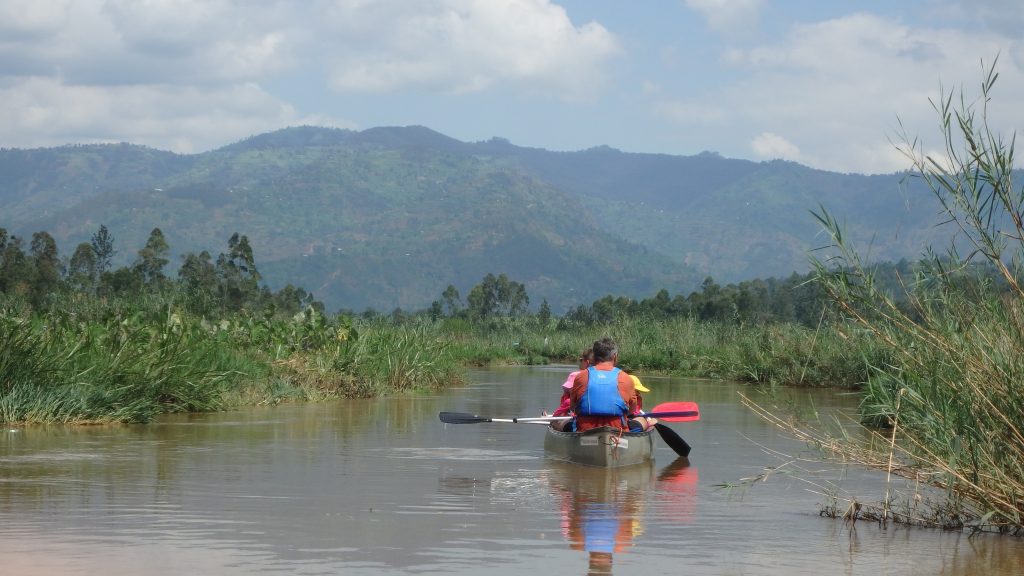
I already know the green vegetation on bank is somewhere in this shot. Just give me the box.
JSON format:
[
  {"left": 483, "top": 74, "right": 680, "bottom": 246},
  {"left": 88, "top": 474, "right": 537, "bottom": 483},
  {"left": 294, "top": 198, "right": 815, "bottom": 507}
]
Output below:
[
  {"left": 0, "top": 208, "right": 985, "bottom": 425},
  {"left": 0, "top": 227, "right": 464, "bottom": 424},
  {"left": 437, "top": 315, "right": 884, "bottom": 390},
  {"left": 0, "top": 295, "right": 463, "bottom": 424},
  {"left": 0, "top": 208, "right": 899, "bottom": 425},
  {"left": 782, "top": 63, "right": 1024, "bottom": 534}
]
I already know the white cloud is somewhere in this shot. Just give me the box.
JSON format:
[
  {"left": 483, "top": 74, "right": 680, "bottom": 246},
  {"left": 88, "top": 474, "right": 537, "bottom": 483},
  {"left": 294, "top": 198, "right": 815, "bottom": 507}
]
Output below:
[
  {"left": 319, "top": 0, "right": 620, "bottom": 99},
  {"left": 0, "top": 1, "right": 298, "bottom": 85},
  {"left": 0, "top": 0, "right": 620, "bottom": 151},
  {"left": 683, "top": 0, "right": 763, "bottom": 35},
  {"left": 751, "top": 132, "right": 799, "bottom": 161},
  {"left": 654, "top": 12, "right": 1024, "bottom": 173},
  {"left": 0, "top": 76, "right": 348, "bottom": 152}
]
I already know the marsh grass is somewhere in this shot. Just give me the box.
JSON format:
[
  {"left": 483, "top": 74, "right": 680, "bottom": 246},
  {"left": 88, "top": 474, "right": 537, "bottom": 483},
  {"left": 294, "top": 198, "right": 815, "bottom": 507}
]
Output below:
[
  {"left": 246, "top": 318, "right": 464, "bottom": 403},
  {"left": 786, "top": 62, "right": 1024, "bottom": 533},
  {"left": 0, "top": 304, "right": 241, "bottom": 423},
  {"left": 489, "top": 316, "right": 878, "bottom": 388}
]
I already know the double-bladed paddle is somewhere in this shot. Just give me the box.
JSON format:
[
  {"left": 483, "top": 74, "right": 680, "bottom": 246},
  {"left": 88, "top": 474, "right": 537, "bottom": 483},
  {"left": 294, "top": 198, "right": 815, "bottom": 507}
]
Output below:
[
  {"left": 439, "top": 401, "right": 700, "bottom": 424},
  {"left": 438, "top": 401, "right": 699, "bottom": 457},
  {"left": 631, "top": 402, "right": 695, "bottom": 457},
  {"left": 653, "top": 423, "right": 691, "bottom": 457}
]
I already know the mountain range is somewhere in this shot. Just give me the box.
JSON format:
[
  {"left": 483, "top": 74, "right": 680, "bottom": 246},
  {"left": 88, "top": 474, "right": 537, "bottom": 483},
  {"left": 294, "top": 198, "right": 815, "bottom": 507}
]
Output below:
[{"left": 0, "top": 126, "right": 946, "bottom": 312}]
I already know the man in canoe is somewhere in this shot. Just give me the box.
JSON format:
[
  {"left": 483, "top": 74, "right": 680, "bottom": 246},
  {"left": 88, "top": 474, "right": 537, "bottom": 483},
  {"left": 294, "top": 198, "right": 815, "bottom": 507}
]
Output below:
[{"left": 569, "top": 337, "right": 637, "bottom": 432}]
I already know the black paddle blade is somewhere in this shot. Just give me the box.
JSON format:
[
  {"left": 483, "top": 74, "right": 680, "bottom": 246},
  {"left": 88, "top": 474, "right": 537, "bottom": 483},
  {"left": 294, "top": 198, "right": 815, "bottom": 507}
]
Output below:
[
  {"left": 439, "top": 411, "right": 490, "bottom": 424},
  {"left": 655, "top": 423, "right": 692, "bottom": 458}
]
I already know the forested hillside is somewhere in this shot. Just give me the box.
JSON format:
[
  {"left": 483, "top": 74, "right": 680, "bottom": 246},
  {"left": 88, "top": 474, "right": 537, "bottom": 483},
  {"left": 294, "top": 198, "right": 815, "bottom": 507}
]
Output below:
[{"left": 0, "top": 126, "right": 946, "bottom": 312}]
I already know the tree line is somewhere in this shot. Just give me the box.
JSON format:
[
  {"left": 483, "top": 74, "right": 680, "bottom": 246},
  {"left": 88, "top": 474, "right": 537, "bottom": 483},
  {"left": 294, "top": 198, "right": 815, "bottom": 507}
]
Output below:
[
  {"left": 2, "top": 223, "right": 969, "bottom": 328},
  {"left": 421, "top": 258, "right": 982, "bottom": 329},
  {"left": 419, "top": 271, "right": 831, "bottom": 327},
  {"left": 0, "top": 224, "right": 320, "bottom": 317}
]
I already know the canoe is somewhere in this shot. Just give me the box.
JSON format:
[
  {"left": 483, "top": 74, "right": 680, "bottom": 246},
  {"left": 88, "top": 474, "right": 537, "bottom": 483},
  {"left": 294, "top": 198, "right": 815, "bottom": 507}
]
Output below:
[{"left": 544, "top": 425, "right": 655, "bottom": 468}]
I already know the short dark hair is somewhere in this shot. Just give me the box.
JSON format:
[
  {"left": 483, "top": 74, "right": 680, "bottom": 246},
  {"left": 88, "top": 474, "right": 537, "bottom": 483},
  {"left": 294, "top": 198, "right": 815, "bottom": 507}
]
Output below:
[
  {"left": 591, "top": 337, "right": 618, "bottom": 363},
  {"left": 578, "top": 348, "right": 594, "bottom": 363}
]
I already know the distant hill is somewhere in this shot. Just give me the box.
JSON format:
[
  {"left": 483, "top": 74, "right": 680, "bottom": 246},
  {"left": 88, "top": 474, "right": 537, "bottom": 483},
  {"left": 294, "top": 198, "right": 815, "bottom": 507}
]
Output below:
[{"left": 0, "top": 126, "right": 947, "bottom": 312}]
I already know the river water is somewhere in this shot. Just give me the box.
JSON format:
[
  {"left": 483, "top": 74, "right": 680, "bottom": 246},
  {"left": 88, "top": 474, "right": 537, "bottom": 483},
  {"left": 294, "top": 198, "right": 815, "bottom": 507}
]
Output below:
[{"left": 1, "top": 365, "right": 1022, "bottom": 575}]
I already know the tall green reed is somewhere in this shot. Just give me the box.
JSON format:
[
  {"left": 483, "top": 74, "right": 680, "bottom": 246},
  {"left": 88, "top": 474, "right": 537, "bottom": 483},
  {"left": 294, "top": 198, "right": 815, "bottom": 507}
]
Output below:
[
  {"left": 0, "top": 296, "right": 243, "bottom": 423},
  {"left": 806, "top": 61, "right": 1024, "bottom": 532}
]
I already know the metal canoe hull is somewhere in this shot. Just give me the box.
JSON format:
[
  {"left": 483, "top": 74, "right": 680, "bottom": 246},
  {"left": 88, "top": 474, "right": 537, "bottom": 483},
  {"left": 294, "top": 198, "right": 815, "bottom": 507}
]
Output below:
[{"left": 543, "top": 425, "right": 654, "bottom": 468}]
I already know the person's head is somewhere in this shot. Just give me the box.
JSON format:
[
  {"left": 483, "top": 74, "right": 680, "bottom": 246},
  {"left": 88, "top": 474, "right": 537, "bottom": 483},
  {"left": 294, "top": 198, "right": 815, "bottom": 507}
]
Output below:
[
  {"left": 578, "top": 348, "right": 594, "bottom": 369},
  {"left": 591, "top": 337, "right": 618, "bottom": 364}
]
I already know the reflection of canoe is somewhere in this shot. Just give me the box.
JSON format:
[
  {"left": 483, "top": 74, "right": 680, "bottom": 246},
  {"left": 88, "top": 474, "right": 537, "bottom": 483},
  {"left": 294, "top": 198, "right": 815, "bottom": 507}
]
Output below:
[{"left": 544, "top": 425, "right": 654, "bottom": 468}]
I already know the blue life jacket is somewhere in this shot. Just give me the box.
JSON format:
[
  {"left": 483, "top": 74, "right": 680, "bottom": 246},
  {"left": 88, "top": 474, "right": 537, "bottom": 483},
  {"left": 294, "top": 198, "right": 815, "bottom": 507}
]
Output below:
[{"left": 577, "top": 367, "right": 627, "bottom": 416}]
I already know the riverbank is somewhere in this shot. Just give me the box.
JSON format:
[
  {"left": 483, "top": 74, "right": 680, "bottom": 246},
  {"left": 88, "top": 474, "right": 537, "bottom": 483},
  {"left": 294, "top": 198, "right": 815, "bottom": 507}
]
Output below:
[
  {"left": 1, "top": 293, "right": 881, "bottom": 424},
  {"left": 444, "top": 315, "right": 884, "bottom": 389},
  {"left": 0, "top": 297, "right": 462, "bottom": 424}
]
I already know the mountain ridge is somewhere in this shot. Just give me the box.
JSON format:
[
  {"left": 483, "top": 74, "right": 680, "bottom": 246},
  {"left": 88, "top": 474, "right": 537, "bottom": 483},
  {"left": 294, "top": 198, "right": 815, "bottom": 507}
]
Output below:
[{"left": 0, "top": 125, "right": 946, "bottom": 312}]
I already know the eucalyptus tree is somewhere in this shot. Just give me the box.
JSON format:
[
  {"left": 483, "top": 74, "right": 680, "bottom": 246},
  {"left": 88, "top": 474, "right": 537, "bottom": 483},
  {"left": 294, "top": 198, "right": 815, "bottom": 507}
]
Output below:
[
  {"left": 135, "top": 227, "right": 170, "bottom": 287},
  {"left": 67, "top": 242, "right": 98, "bottom": 293},
  {"left": 466, "top": 273, "right": 529, "bottom": 319},
  {"left": 441, "top": 284, "right": 462, "bottom": 317},
  {"left": 178, "top": 250, "right": 218, "bottom": 314},
  {"left": 90, "top": 224, "right": 116, "bottom": 276},
  {"left": 0, "top": 232, "right": 30, "bottom": 295},
  {"left": 30, "top": 231, "right": 62, "bottom": 303},
  {"left": 216, "top": 232, "right": 262, "bottom": 312}
]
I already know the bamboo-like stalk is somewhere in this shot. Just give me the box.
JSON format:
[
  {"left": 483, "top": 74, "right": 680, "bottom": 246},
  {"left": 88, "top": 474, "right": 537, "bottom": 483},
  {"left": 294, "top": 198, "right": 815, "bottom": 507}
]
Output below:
[{"left": 798, "top": 61, "right": 1024, "bottom": 534}]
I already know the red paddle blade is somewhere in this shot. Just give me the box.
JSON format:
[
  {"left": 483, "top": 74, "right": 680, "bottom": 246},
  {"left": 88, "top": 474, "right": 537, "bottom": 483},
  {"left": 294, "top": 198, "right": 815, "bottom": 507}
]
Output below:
[{"left": 648, "top": 401, "right": 700, "bottom": 422}]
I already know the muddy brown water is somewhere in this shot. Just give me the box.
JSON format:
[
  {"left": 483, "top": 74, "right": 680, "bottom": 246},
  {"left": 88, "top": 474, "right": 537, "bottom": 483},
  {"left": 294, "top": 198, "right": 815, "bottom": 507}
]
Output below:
[{"left": 2, "top": 365, "right": 1023, "bottom": 575}]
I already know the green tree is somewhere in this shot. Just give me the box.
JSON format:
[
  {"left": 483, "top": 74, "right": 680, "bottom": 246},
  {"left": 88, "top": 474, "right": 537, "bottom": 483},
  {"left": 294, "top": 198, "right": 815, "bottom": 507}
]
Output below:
[
  {"left": 428, "top": 300, "right": 444, "bottom": 320},
  {"left": 178, "top": 250, "right": 218, "bottom": 313},
  {"left": 273, "top": 284, "right": 318, "bottom": 317},
  {"left": 90, "top": 224, "right": 116, "bottom": 276},
  {"left": 68, "top": 242, "right": 98, "bottom": 293},
  {"left": 135, "top": 227, "right": 170, "bottom": 286},
  {"left": 466, "top": 273, "right": 529, "bottom": 319},
  {"left": 30, "top": 231, "right": 62, "bottom": 303},
  {"left": 441, "top": 284, "right": 462, "bottom": 316},
  {"left": 537, "top": 298, "right": 551, "bottom": 324},
  {"left": 495, "top": 273, "right": 529, "bottom": 316},
  {"left": 0, "top": 233, "right": 30, "bottom": 295},
  {"left": 103, "top": 266, "right": 143, "bottom": 295},
  {"left": 216, "top": 232, "right": 262, "bottom": 312},
  {"left": 467, "top": 273, "right": 498, "bottom": 319}
]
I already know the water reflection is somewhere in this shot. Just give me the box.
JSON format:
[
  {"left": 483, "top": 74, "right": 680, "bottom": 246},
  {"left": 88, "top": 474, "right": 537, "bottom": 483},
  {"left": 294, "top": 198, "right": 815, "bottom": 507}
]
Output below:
[
  {"left": 545, "top": 458, "right": 698, "bottom": 574},
  {"left": 4, "top": 367, "right": 1024, "bottom": 575}
]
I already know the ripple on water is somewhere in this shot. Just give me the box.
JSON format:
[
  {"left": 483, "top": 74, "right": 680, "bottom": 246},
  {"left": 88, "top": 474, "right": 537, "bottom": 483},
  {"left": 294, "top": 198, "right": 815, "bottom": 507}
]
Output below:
[{"left": 375, "top": 447, "right": 539, "bottom": 461}]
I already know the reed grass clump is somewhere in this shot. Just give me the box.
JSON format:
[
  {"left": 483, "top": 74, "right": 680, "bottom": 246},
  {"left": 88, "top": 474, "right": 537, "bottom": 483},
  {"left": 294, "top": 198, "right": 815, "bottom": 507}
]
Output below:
[
  {"left": 253, "top": 316, "right": 464, "bottom": 401},
  {"left": 800, "top": 61, "right": 1024, "bottom": 533},
  {"left": 497, "top": 315, "right": 878, "bottom": 388},
  {"left": 0, "top": 303, "right": 241, "bottom": 423},
  {"left": 0, "top": 295, "right": 466, "bottom": 423}
]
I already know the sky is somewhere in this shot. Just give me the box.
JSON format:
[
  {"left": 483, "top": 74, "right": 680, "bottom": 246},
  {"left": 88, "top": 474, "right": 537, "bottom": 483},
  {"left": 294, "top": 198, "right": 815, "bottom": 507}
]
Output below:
[{"left": 1, "top": 0, "right": 1022, "bottom": 175}]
